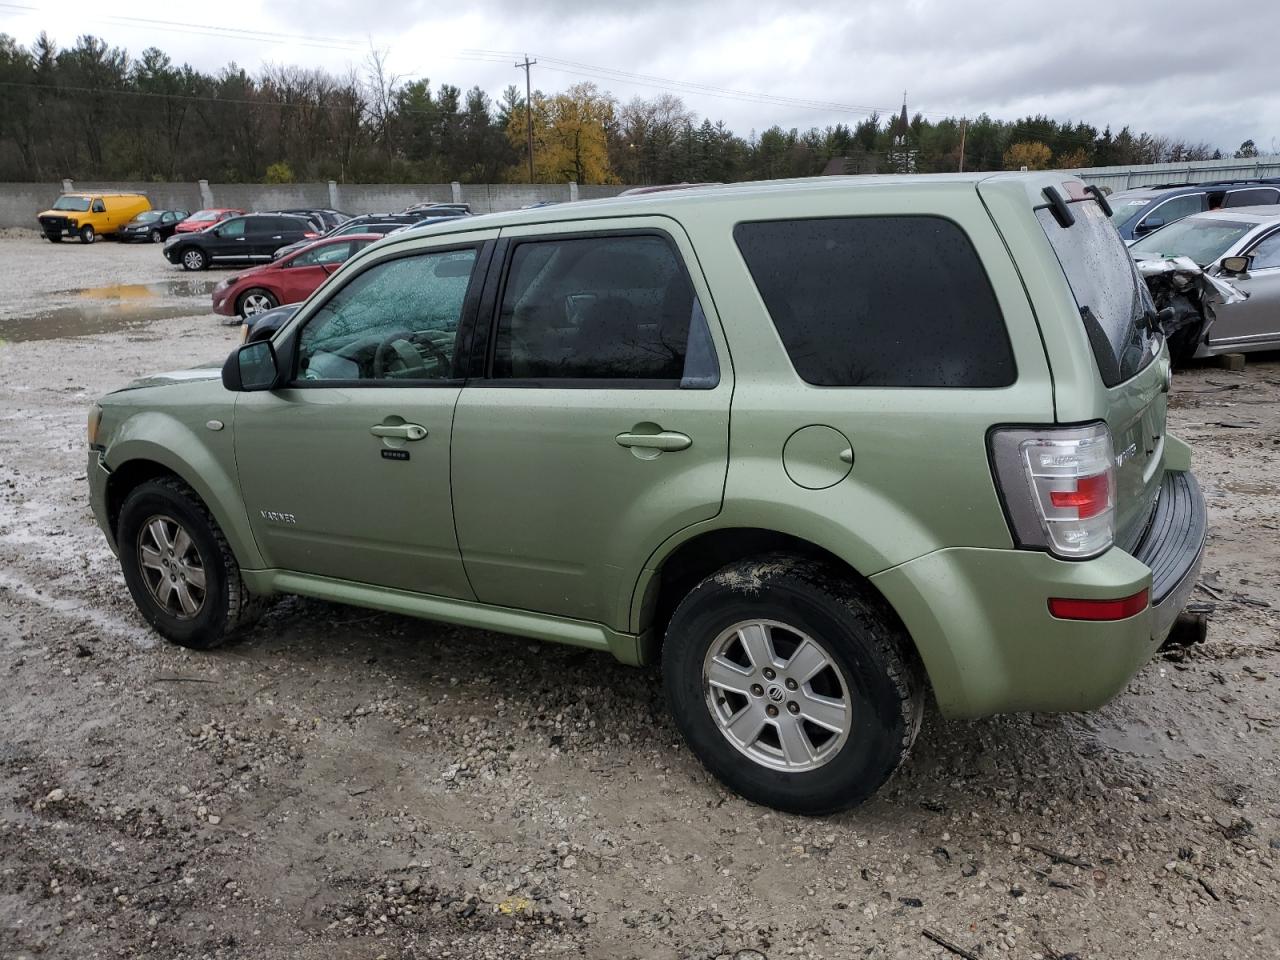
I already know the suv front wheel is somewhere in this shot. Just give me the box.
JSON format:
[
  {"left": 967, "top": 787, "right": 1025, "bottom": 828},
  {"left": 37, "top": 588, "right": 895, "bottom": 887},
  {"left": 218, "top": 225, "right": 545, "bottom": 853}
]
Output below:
[
  {"left": 180, "top": 247, "right": 207, "bottom": 271},
  {"left": 662, "top": 557, "right": 923, "bottom": 815},
  {"left": 117, "top": 477, "right": 262, "bottom": 649}
]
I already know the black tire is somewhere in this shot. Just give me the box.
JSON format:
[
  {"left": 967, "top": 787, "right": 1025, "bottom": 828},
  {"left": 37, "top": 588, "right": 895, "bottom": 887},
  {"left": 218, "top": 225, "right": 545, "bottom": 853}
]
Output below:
[
  {"left": 149, "top": 227, "right": 163, "bottom": 243},
  {"left": 179, "top": 247, "right": 207, "bottom": 271},
  {"left": 78, "top": 224, "right": 95, "bottom": 244},
  {"left": 237, "top": 287, "right": 279, "bottom": 319},
  {"left": 662, "top": 556, "right": 923, "bottom": 815},
  {"left": 117, "top": 477, "right": 263, "bottom": 650}
]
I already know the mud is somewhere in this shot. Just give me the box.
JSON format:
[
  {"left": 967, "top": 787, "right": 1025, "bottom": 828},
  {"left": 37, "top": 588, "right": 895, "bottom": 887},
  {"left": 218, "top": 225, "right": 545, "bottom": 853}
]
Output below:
[{"left": 0, "top": 238, "right": 1278, "bottom": 960}]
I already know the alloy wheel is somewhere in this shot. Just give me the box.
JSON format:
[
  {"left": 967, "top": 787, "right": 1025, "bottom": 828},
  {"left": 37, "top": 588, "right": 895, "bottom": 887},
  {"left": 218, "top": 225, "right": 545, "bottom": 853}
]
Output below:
[
  {"left": 137, "top": 514, "right": 207, "bottom": 619},
  {"left": 182, "top": 249, "right": 203, "bottom": 270},
  {"left": 242, "top": 293, "right": 273, "bottom": 316},
  {"left": 702, "top": 619, "right": 851, "bottom": 772}
]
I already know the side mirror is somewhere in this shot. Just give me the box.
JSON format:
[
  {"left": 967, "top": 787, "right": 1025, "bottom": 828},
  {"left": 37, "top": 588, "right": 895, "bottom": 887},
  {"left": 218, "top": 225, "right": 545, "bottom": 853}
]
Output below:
[
  {"left": 1220, "top": 255, "right": 1253, "bottom": 276},
  {"left": 1135, "top": 218, "right": 1164, "bottom": 235},
  {"left": 222, "top": 340, "right": 281, "bottom": 392}
]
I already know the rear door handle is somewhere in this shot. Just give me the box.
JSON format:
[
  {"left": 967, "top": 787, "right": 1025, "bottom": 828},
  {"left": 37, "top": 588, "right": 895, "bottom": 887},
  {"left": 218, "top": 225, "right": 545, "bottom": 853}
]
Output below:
[
  {"left": 615, "top": 430, "right": 692, "bottom": 452},
  {"left": 371, "top": 423, "right": 428, "bottom": 441}
]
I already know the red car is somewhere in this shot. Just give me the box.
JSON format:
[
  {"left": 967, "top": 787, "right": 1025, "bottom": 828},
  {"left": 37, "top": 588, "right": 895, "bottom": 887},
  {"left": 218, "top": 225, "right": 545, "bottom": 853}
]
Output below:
[
  {"left": 175, "top": 208, "right": 244, "bottom": 234},
  {"left": 211, "top": 234, "right": 381, "bottom": 319}
]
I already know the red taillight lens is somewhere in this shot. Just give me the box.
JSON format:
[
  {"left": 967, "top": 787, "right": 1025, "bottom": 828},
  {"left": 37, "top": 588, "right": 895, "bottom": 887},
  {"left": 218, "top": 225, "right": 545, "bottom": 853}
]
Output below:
[
  {"left": 1048, "top": 474, "right": 1111, "bottom": 519},
  {"left": 1048, "top": 589, "right": 1149, "bottom": 621},
  {"left": 304, "top": 231, "right": 319, "bottom": 238}
]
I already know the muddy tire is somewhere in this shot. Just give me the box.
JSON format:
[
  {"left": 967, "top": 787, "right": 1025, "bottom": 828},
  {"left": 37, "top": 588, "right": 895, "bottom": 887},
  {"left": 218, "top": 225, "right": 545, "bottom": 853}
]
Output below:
[
  {"left": 662, "top": 556, "right": 923, "bottom": 815},
  {"left": 78, "top": 224, "right": 95, "bottom": 244},
  {"left": 117, "top": 477, "right": 263, "bottom": 650}
]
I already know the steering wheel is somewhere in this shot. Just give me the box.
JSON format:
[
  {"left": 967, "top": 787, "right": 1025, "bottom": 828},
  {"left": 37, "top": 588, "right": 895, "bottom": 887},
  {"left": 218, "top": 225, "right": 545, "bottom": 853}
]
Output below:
[{"left": 372, "top": 331, "right": 450, "bottom": 379}]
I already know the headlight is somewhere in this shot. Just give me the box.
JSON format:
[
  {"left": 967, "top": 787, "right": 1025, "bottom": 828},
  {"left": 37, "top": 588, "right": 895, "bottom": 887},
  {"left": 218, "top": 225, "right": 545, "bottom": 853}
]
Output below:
[{"left": 87, "top": 404, "right": 103, "bottom": 447}]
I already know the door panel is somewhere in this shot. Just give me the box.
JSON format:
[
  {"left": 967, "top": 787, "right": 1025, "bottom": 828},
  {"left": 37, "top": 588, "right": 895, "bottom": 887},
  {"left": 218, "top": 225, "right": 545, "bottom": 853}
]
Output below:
[
  {"left": 450, "top": 218, "right": 732, "bottom": 629},
  {"left": 233, "top": 231, "right": 499, "bottom": 595},
  {"left": 1209, "top": 269, "right": 1280, "bottom": 345},
  {"left": 234, "top": 386, "right": 469, "bottom": 596}
]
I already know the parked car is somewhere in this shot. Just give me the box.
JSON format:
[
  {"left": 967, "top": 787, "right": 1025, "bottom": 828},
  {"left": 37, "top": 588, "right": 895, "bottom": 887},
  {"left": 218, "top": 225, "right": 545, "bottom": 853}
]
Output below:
[
  {"left": 174, "top": 208, "right": 244, "bottom": 234},
  {"left": 37, "top": 192, "right": 151, "bottom": 243},
  {"left": 212, "top": 234, "right": 381, "bottom": 319},
  {"left": 87, "top": 173, "right": 1206, "bottom": 814},
  {"left": 238, "top": 302, "right": 299, "bottom": 343},
  {"left": 266, "top": 208, "right": 349, "bottom": 231},
  {"left": 1106, "top": 179, "right": 1280, "bottom": 243},
  {"left": 272, "top": 219, "right": 406, "bottom": 260},
  {"left": 1131, "top": 206, "right": 1280, "bottom": 358},
  {"left": 117, "top": 209, "right": 192, "bottom": 244},
  {"left": 162, "top": 213, "right": 320, "bottom": 271}
]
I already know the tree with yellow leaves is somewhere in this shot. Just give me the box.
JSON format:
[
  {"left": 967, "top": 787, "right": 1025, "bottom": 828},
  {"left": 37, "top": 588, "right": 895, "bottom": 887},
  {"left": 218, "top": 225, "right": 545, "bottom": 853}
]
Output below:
[
  {"left": 1002, "top": 141, "right": 1052, "bottom": 171},
  {"left": 506, "top": 82, "right": 618, "bottom": 184}
]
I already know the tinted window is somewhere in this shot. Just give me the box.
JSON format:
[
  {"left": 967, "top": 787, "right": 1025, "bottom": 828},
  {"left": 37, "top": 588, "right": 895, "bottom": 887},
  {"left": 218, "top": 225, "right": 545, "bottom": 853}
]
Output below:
[
  {"left": 1037, "top": 199, "right": 1156, "bottom": 387},
  {"left": 1248, "top": 230, "right": 1280, "bottom": 270},
  {"left": 217, "top": 218, "right": 246, "bottom": 238},
  {"left": 492, "top": 234, "right": 718, "bottom": 386},
  {"left": 734, "top": 217, "right": 1013, "bottom": 387},
  {"left": 298, "top": 249, "right": 477, "bottom": 382},
  {"left": 1224, "top": 188, "right": 1280, "bottom": 208},
  {"left": 1143, "top": 193, "right": 1203, "bottom": 227}
]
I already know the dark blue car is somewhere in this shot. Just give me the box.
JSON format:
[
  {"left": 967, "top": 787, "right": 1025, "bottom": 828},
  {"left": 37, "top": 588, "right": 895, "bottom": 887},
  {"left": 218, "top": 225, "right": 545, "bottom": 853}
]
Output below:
[{"left": 1107, "top": 179, "right": 1280, "bottom": 242}]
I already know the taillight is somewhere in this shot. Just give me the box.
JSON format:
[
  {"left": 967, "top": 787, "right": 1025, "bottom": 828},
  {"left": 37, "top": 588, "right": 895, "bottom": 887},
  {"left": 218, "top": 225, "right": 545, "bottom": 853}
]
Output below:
[
  {"left": 303, "top": 231, "right": 319, "bottom": 238},
  {"left": 1048, "top": 589, "right": 1148, "bottom": 621},
  {"left": 989, "top": 422, "right": 1116, "bottom": 559}
]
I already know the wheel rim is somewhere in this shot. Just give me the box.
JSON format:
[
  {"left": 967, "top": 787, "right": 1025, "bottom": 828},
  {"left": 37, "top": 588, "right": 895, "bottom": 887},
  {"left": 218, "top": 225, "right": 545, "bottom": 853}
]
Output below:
[
  {"left": 183, "top": 250, "right": 202, "bottom": 269},
  {"left": 702, "top": 619, "right": 851, "bottom": 772},
  {"left": 137, "top": 514, "right": 207, "bottom": 619},
  {"left": 242, "top": 293, "right": 272, "bottom": 316},
  {"left": 150, "top": 229, "right": 161, "bottom": 243}
]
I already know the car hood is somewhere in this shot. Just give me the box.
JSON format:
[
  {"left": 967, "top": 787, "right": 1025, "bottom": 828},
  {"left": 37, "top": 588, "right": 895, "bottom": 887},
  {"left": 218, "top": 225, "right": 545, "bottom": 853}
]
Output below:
[{"left": 111, "top": 363, "right": 224, "bottom": 393}]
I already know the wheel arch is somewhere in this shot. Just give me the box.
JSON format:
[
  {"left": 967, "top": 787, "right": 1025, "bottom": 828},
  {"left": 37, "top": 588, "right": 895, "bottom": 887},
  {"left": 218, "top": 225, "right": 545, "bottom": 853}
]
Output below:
[
  {"left": 104, "top": 436, "right": 263, "bottom": 571},
  {"left": 633, "top": 525, "right": 927, "bottom": 687}
]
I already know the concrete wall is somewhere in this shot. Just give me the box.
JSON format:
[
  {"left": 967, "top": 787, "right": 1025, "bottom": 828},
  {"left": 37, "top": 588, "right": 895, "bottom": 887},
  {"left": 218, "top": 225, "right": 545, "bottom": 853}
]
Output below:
[
  {"left": 1072, "top": 155, "right": 1280, "bottom": 192},
  {"left": 0, "top": 179, "right": 633, "bottom": 228}
]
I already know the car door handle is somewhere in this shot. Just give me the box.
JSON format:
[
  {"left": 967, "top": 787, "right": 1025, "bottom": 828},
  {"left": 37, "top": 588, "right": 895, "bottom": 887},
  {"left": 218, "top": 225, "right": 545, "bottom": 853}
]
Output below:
[
  {"left": 370, "top": 423, "right": 428, "bottom": 440},
  {"left": 615, "top": 430, "right": 692, "bottom": 452}
]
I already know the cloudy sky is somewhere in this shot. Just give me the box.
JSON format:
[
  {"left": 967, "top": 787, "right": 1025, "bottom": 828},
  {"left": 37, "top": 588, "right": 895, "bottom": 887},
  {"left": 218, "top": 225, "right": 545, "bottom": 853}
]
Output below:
[{"left": 3, "top": 0, "right": 1278, "bottom": 153}]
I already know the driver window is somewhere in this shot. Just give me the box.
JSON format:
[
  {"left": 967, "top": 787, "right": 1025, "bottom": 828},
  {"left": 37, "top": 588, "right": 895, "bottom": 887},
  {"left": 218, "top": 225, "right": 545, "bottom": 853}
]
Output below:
[
  {"left": 291, "top": 242, "right": 351, "bottom": 268},
  {"left": 297, "top": 248, "right": 478, "bottom": 382},
  {"left": 218, "top": 218, "right": 246, "bottom": 238},
  {"left": 92, "top": 199, "right": 105, "bottom": 213}
]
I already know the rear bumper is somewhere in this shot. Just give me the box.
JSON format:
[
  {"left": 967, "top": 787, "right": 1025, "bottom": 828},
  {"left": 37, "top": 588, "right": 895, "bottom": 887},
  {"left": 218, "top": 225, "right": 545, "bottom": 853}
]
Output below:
[{"left": 872, "top": 468, "right": 1207, "bottom": 719}]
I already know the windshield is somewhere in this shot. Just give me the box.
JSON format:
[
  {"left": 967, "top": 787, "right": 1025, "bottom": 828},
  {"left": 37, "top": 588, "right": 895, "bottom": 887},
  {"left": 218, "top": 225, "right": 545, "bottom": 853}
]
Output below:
[
  {"left": 1107, "top": 196, "right": 1152, "bottom": 226},
  {"left": 1130, "top": 217, "right": 1255, "bottom": 265},
  {"left": 1037, "top": 198, "right": 1157, "bottom": 387},
  {"left": 52, "top": 196, "right": 91, "bottom": 212},
  {"left": 190, "top": 210, "right": 220, "bottom": 221},
  {"left": 133, "top": 211, "right": 161, "bottom": 223}
]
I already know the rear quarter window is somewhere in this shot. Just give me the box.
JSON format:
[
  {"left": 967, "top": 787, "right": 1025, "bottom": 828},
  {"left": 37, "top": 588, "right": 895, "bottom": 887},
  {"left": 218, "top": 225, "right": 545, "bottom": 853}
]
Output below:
[{"left": 733, "top": 216, "right": 1015, "bottom": 387}]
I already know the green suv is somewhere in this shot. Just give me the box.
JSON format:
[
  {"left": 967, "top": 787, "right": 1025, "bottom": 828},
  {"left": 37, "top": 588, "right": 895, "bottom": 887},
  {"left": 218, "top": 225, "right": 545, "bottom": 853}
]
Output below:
[{"left": 87, "top": 173, "right": 1207, "bottom": 814}]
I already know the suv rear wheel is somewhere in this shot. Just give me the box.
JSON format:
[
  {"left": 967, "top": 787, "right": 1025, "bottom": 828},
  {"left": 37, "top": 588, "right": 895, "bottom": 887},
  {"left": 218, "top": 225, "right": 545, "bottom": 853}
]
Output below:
[
  {"left": 662, "top": 556, "right": 923, "bottom": 814},
  {"left": 117, "top": 477, "right": 262, "bottom": 649}
]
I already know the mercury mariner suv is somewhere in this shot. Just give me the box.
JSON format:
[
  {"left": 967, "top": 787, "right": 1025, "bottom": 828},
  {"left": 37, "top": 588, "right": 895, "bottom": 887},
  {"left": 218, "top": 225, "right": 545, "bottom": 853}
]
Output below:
[{"left": 87, "top": 174, "right": 1207, "bottom": 814}]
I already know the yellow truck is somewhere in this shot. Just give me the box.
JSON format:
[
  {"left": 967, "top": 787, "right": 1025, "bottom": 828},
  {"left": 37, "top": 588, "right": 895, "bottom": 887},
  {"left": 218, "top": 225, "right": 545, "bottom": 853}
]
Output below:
[{"left": 37, "top": 193, "right": 152, "bottom": 243}]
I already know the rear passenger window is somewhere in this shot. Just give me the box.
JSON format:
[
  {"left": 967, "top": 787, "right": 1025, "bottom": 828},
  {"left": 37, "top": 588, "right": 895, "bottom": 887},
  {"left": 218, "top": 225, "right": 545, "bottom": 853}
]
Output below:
[
  {"left": 734, "top": 217, "right": 1014, "bottom": 387},
  {"left": 1224, "top": 188, "right": 1280, "bottom": 208},
  {"left": 492, "top": 234, "right": 719, "bottom": 387}
]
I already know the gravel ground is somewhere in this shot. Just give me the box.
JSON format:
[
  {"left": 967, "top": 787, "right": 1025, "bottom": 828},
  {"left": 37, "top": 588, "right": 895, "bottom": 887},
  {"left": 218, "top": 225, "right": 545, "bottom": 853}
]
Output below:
[{"left": 0, "top": 238, "right": 1278, "bottom": 960}]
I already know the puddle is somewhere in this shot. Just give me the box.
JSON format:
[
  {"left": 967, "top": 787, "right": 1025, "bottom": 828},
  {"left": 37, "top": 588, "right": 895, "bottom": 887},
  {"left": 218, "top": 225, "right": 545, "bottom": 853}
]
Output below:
[
  {"left": 1, "top": 277, "right": 218, "bottom": 342},
  {"left": 62, "top": 279, "right": 218, "bottom": 300},
  {"left": 1213, "top": 479, "right": 1280, "bottom": 496},
  {"left": 0, "top": 302, "right": 210, "bottom": 342}
]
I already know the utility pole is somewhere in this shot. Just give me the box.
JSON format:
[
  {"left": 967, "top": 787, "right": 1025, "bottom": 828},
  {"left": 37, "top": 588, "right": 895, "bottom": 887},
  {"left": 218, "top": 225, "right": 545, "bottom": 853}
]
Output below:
[
  {"left": 515, "top": 55, "right": 537, "bottom": 183},
  {"left": 958, "top": 117, "right": 968, "bottom": 173}
]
